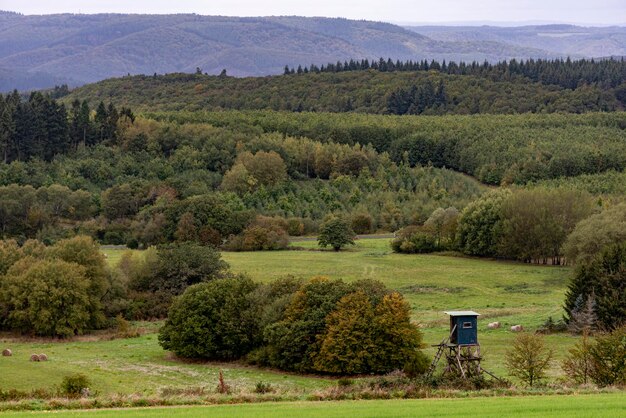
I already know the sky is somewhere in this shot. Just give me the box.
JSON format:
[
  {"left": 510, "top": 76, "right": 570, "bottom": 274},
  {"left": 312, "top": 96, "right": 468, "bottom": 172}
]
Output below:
[{"left": 1, "top": 0, "right": 625, "bottom": 26}]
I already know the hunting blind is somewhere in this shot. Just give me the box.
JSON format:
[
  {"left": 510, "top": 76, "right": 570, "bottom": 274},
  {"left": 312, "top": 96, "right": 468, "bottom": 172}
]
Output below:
[{"left": 426, "top": 310, "right": 500, "bottom": 381}]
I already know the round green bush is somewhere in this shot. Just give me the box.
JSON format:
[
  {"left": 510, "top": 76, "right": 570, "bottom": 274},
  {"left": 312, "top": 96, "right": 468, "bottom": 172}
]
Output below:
[{"left": 158, "top": 277, "right": 259, "bottom": 360}]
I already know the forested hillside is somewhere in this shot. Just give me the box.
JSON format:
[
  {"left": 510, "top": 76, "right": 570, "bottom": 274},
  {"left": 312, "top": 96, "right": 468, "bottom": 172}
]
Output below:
[
  {"left": 0, "top": 12, "right": 557, "bottom": 91},
  {"left": 155, "top": 111, "right": 626, "bottom": 185},
  {"left": 64, "top": 58, "right": 626, "bottom": 114},
  {"left": 1, "top": 57, "right": 625, "bottom": 265}
]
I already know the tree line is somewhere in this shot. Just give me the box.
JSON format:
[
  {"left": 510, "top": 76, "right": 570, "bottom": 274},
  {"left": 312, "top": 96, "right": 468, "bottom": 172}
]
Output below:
[
  {"left": 0, "top": 91, "right": 133, "bottom": 163},
  {"left": 284, "top": 57, "right": 626, "bottom": 91},
  {"left": 64, "top": 66, "right": 624, "bottom": 115}
]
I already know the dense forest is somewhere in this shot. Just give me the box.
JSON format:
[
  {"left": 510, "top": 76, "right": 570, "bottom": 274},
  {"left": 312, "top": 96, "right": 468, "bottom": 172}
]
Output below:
[
  {"left": 283, "top": 57, "right": 626, "bottom": 90},
  {"left": 154, "top": 110, "right": 626, "bottom": 185},
  {"left": 0, "top": 92, "right": 486, "bottom": 246},
  {"left": 0, "top": 91, "right": 132, "bottom": 163},
  {"left": 64, "top": 58, "right": 626, "bottom": 115},
  {"left": 1, "top": 63, "right": 626, "bottom": 265}
]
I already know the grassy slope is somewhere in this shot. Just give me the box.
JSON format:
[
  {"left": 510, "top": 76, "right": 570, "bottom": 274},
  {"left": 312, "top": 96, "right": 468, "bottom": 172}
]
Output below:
[
  {"left": 225, "top": 239, "right": 568, "bottom": 326},
  {"left": 0, "top": 239, "right": 575, "bottom": 395},
  {"left": 0, "top": 334, "right": 331, "bottom": 395},
  {"left": 3, "top": 394, "right": 626, "bottom": 418},
  {"left": 222, "top": 239, "right": 574, "bottom": 377}
]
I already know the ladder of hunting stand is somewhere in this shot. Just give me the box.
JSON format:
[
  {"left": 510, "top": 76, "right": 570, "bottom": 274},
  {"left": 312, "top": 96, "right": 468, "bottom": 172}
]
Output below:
[
  {"left": 426, "top": 341, "right": 446, "bottom": 378},
  {"left": 425, "top": 324, "right": 455, "bottom": 379}
]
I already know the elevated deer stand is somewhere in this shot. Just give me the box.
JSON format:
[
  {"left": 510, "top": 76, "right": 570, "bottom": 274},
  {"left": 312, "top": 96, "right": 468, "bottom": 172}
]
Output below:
[{"left": 426, "top": 311, "right": 499, "bottom": 380}]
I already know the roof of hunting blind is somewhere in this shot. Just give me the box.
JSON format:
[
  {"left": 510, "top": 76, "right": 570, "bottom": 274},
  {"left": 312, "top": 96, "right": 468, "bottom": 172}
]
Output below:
[{"left": 445, "top": 311, "right": 480, "bottom": 316}]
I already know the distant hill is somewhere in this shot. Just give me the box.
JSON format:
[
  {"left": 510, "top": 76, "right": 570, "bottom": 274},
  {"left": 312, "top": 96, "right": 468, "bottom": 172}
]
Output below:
[
  {"left": 62, "top": 62, "right": 624, "bottom": 115},
  {"left": 405, "top": 25, "right": 626, "bottom": 58},
  {"left": 0, "top": 12, "right": 560, "bottom": 91}
]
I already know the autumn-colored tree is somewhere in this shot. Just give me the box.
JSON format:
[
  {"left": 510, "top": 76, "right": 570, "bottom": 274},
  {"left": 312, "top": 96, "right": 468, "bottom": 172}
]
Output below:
[
  {"left": 263, "top": 277, "right": 351, "bottom": 372},
  {"left": 562, "top": 331, "right": 594, "bottom": 384},
  {"left": 220, "top": 162, "right": 256, "bottom": 194},
  {"left": 370, "top": 292, "right": 427, "bottom": 374},
  {"left": 175, "top": 212, "right": 198, "bottom": 242},
  {"left": 314, "top": 291, "right": 376, "bottom": 374},
  {"left": 505, "top": 333, "right": 554, "bottom": 387}
]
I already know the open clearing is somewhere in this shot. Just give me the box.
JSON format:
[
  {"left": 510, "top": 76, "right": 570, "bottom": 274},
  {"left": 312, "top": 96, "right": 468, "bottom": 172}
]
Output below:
[
  {"left": 0, "top": 238, "right": 576, "bottom": 396},
  {"left": 2, "top": 394, "right": 624, "bottom": 417}
]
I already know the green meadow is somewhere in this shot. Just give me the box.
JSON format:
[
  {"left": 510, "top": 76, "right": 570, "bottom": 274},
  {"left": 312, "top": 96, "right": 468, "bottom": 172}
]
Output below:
[
  {"left": 3, "top": 394, "right": 625, "bottom": 418},
  {"left": 0, "top": 238, "right": 577, "bottom": 398}
]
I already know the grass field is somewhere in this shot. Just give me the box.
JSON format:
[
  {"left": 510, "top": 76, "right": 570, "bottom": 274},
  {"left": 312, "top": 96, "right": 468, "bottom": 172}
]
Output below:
[
  {"left": 0, "top": 333, "right": 332, "bottom": 395},
  {"left": 99, "top": 238, "right": 576, "bottom": 377},
  {"left": 3, "top": 394, "right": 625, "bottom": 417},
  {"left": 0, "top": 238, "right": 578, "bottom": 399},
  {"left": 225, "top": 239, "right": 575, "bottom": 377}
]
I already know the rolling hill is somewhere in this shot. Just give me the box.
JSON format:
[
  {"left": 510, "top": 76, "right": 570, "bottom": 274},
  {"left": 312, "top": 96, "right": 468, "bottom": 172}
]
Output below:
[
  {"left": 406, "top": 24, "right": 626, "bottom": 58},
  {"left": 0, "top": 12, "right": 559, "bottom": 91}
]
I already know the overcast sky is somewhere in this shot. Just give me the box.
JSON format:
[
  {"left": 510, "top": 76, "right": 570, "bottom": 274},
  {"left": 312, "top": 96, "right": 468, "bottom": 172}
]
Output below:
[{"left": 1, "top": 0, "right": 625, "bottom": 26}]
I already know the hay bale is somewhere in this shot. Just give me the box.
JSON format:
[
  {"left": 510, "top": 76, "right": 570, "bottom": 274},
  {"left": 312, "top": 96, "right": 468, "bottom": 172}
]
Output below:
[
  {"left": 30, "top": 354, "right": 40, "bottom": 362},
  {"left": 2, "top": 348, "right": 11, "bottom": 357},
  {"left": 38, "top": 353, "right": 48, "bottom": 361}
]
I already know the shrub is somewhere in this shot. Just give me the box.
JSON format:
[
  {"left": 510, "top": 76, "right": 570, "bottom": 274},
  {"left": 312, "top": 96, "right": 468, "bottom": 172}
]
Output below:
[
  {"left": 562, "top": 331, "right": 594, "bottom": 384},
  {"left": 61, "top": 374, "right": 91, "bottom": 397},
  {"left": 158, "top": 277, "right": 259, "bottom": 360},
  {"left": 254, "top": 381, "right": 274, "bottom": 394},
  {"left": 115, "top": 314, "right": 140, "bottom": 338},
  {"left": 131, "top": 242, "right": 229, "bottom": 295},
  {"left": 225, "top": 226, "right": 289, "bottom": 251},
  {"left": 391, "top": 226, "right": 436, "bottom": 254},
  {"left": 216, "top": 370, "right": 230, "bottom": 394},
  {"left": 350, "top": 213, "right": 373, "bottom": 235},
  {"left": 286, "top": 218, "right": 305, "bottom": 236},
  {"left": 505, "top": 333, "right": 553, "bottom": 387},
  {"left": 588, "top": 326, "right": 626, "bottom": 386},
  {"left": 223, "top": 216, "right": 289, "bottom": 251}
]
